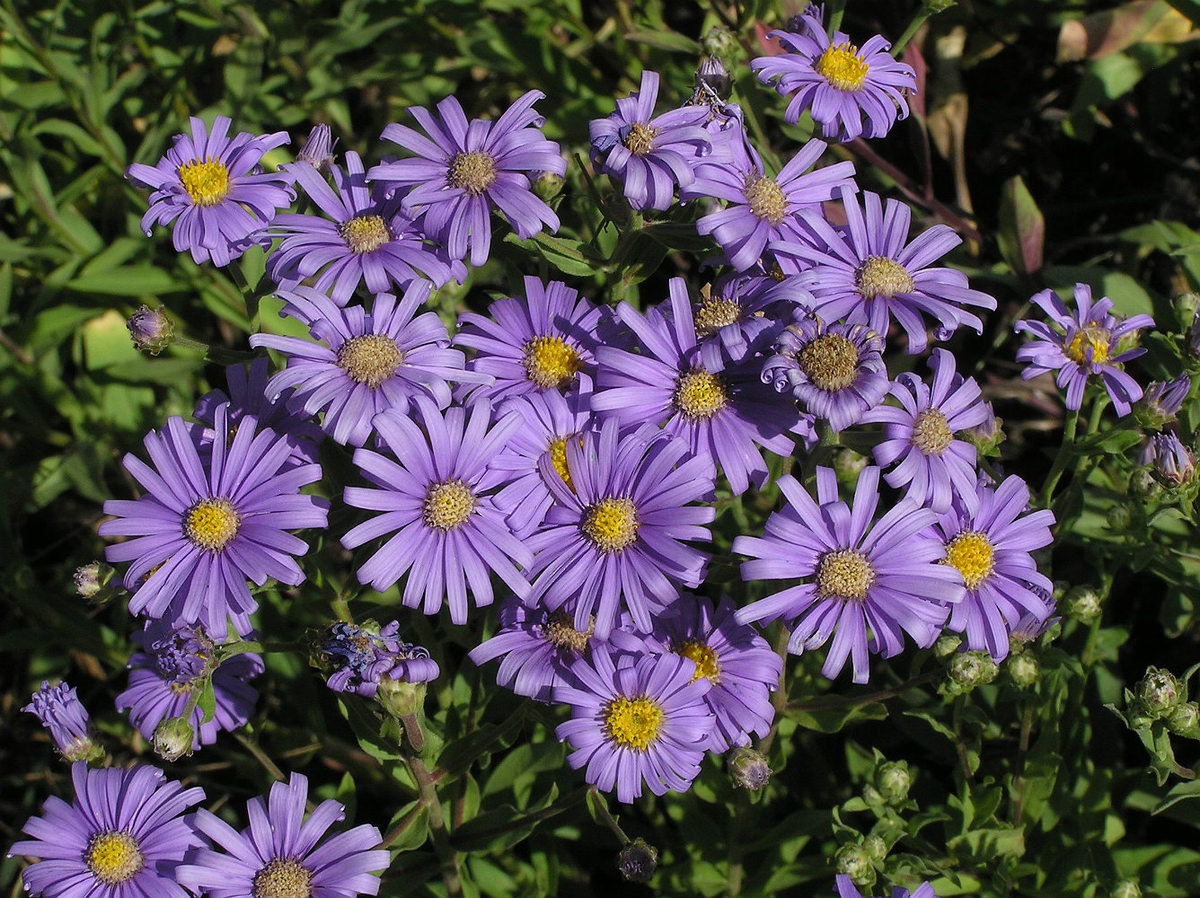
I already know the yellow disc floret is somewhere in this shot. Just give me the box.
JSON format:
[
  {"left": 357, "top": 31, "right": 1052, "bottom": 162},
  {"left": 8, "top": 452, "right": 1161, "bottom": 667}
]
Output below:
[
  {"left": 943, "top": 531, "right": 995, "bottom": 590},
  {"left": 673, "top": 369, "right": 727, "bottom": 420},
  {"left": 1064, "top": 325, "right": 1111, "bottom": 366},
  {"left": 603, "top": 695, "right": 665, "bottom": 751},
  {"left": 447, "top": 151, "right": 498, "bottom": 196},
  {"left": 178, "top": 157, "right": 231, "bottom": 207},
  {"left": 338, "top": 215, "right": 391, "bottom": 254},
  {"left": 677, "top": 640, "right": 721, "bottom": 684},
  {"left": 336, "top": 334, "right": 404, "bottom": 388},
  {"left": 544, "top": 611, "right": 594, "bottom": 653},
  {"left": 911, "top": 408, "right": 953, "bottom": 455},
  {"left": 855, "top": 256, "right": 915, "bottom": 299},
  {"left": 423, "top": 480, "right": 476, "bottom": 531},
  {"left": 252, "top": 857, "right": 313, "bottom": 898},
  {"left": 547, "top": 436, "right": 576, "bottom": 490},
  {"left": 523, "top": 335, "right": 583, "bottom": 389},
  {"left": 815, "top": 43, "right": 871, "bottom": 92},
  {"left": 816, "top": 549, "right": 875, "bottom": 601},
  {"left": 184, "top": 498, "right": 241, "bottom": 552},
  {"left": 694, "top": 296, "right": 743, "bottom": 336},
  {"left": 581, "top": 497, "right": 639, "bottom": 553},
  {"left": 798, "top": 333, "right": 859, "bottom": 392},
  {"left": 85, "top": 831, "right": 144, "bottom": 885},
  {"left": 744, "top": 175, "right": 787, "bottom": 226}
]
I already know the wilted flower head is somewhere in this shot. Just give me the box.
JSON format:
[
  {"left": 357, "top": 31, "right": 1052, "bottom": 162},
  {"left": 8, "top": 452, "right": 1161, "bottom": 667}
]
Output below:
[
  {"left": 127, "top": 305, "right": 175, "bottom": 355},
  {"left": 73, "top": 561, "right": 115, "bottom": 601},
  {"left": 617, "top": 838, "right": 659, "bottom": 883},
  {"left": 728, "top": 746, "right": 773, "bottom": 790},
  {"left": 24, "top": 681, "right": 101, "bottom": 762},
  {"left": 317, "top": 620, "right": 438, "bottom": 698},
  {"left": 1137, "top": 374, "right": 1191, "bottom": 427}
]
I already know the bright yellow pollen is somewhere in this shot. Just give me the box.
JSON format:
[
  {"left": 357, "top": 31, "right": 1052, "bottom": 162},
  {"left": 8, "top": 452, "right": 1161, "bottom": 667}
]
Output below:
[
  {"left": 336, "top": 334, "right": 404, "bottom": 388},
  {"left": 912, "top": 407, "right": 953, "bottom": 455},
  {"left": 544, "top": 611, "right": 594, "bottom": 653},
  {"left": 677, "top": 640, "right": 721, "bottom": 684},
  {"left": 744, "top": 175, "right": 787, "bottom": 226},
  {"left": 943, "top": 531, "right": 995, "bottom": 590},
  {"left": 178, "top": 157, "right": 231, "bottom": 206},
  {"left": 1065, "top": 325, "right": 1111, "bottom": 366},
  {"left": 85, "top": 831, "right": 144, "bottom": 885},
  {"left": 622, "top": 123, "right": 658, "bottom": 156},
  {"left": 184, "top": 498, "right": 240, "bottom": 552},
  {"left": 447, "top": 151, "right": 498, "bottom": 195},
  {"left": 338, "top": 214, "right": 391, "bottom": 254},
  {"left": 523, "top": 335, "right": 583, "bottom": 389},
  {"left": 547, "top": 436, "right": 576, "bottom": 490},
  {"left": 816, "top": 549, "right": 875, "bottom": 600},
  {"left": 252, "top": 857, "right": 313, "bottom": 898},
  {"left": 674, "top": 369, "right": 727, "bottom": 420},
  {"left": 855, "top": 256, "right": 915, "bottom": 299},
  {"left": 423, "top": 480, "right": 476, "bottom": 531},
  {"left": 799, "top": 333, "right": 859, "bottom": 392},
  {"left": 694, "top": 297, "right": 742, "bottom": 337},
  {"left": 582, "top": 497, "right": 639, "bottom": 553},
  {"left": 603, "top": 695, "right": 665, "bottom": 751},
  {"left": 816, "top": 43, "right": 871, "bottom": 91}
]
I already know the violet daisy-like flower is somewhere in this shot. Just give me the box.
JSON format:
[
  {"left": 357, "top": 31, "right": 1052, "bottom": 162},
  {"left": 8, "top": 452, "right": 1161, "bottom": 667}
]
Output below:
[
  {"left": 455, "top": 276, "right": 606, "bottom": 400},
  {"left": 685, "top": 139, "right": 855, "bottom": 272},
  {"left": 250, "top": 283, "right": 484, "bottom": 447},
  {"left": 342, "top": 397, "right": 532, "bottom": 624},
  {"left": 317, "top": 620, "right": 438, "bottom": 698},
  {"left": 642, "top": 595, "right": 783, "bottom": 752},
  {"left": 267, "top": 151, "right": 455, "bottom": 304},
  {"left": 24, "top": 680, "right": 99, "bottom": 762},
  {"left": 127, "top": 116, "right": 292, "bottom": 266},
  {"left": 554, "top": 646, "right": 713, "bottom": 803},
  {"left": 1014, "top": 283, "right": 1154, "bottom": 415},
  {"left": 589, "top": 70, "right": 713, "bottom": 211},
  {"left": 370, "top": 90, "right": 567, "bottom": 267},
  {"left": 762, "top": 311, "right": 888, "bottom": 432},
  {"left": 116, "top": 620, "right": 263, "bottom": 751},
  {"left": 9, "top": 762, "right": 205, "bottom": 898},
  {"left": 932, "top": 475, "right": 1055, "bottom": 661},
  {"left": 734, "top": 466, "right": 964, "bottom": 683},
  {"left": 752, "top": 6, "right": 917, "bottom": 142},
  {"left": 776, "top": 188, "right": 997, "bottom": 353},
  {"left": 592, "top": 278, "right": 797, "bottom": 494},
  {"left": 524, "top": 419, "right": 716, "bottom": 638},
  {"left": 860, "top": 349, "right": 990, "bottom": 513},
  {"left": 694, "top": 272, "right": 813, "bottom": 362},
  {"left": 176, "top": 772, "right": 389, "bottom": 898},
  {"left": 835, "top": 874, "right": 937, "bottom": 898},
  {"left": 99, "top": 403, "right": 329, "bottom": 637}
]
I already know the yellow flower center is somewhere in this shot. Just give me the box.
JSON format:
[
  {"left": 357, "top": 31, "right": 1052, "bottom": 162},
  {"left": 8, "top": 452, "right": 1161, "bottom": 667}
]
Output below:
[
  {"left": 816, "top": 549, "right": 875, "bottom": 601},
  {"left": 544, "top": 610, "right": 594, "bottom": 653},
  {"left": 622, "top": 123, "right": 658, "bottom": 156},
  {"left": 85, "top": 831, "right": 144, "bottom": 885},
  {"left": 798, "top": 333, "right": 859, "bottom": 392},
  {"left": 336, "top": 334, "right": 404, "bottom": 388},
  {"left": 522, "top": 335, "right": 583, "bottom": 389},
  {"left": 447, "top": 151, "right": 498, "bottom": 196},
  {"left": 677, "top": 640, "right": 721, "bottom": 684},
  {"left": 252, "top": 857, "right": 313, "bottom": 898},
  {"left": 943, "top": 531, "right": 995, "bottom": 590},
  {"left": 423, "top": 480, "right": 476, "bottom": 531},
  {"left": 581, "top": 497, "right": 639, "bottom": 553},
  {"left": 744, "top": 175, "right": 787, "bottom": 226},
  {"left": 547, "top": 436, "right": 576, "bottom": 490},
  {"left": 855, "top": 256, "right": 915, "bottom": 299},
  {"left": 338, "top": 214, "right": 391, "bottom": 254},
  {"left": 184, "top": 498, "right": 241, "bottom": 552},
  {"left": 603, "top": 695, "right": 665, "bottom": 751},
  {"left": 673, "top": 369, "right": 727, "bottom": 420},
  {"left": 815, "top": 42, "right": 870, "bottom": 91},
  {"left": 178, "top": 157, "right": 231, "bottom": 207},
  {"left": 1064, "top": 325, "right": 1111, "bottom": 366},
  {"left": 694, "top": 297, "right": 743, "bottom": 337},
  {"left": 911, "top": 408, "right": 953, "bottom": 455}
]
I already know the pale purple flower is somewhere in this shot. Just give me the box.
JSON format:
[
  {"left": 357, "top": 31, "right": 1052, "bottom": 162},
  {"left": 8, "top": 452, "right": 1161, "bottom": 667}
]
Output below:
[
  {"left": 319, "top": 621, "right": 438, "bottom": 697},
  {"left": 23, "top": 681, "right": 97, "bottom": 761},
  {"left": 694, "top": 272, "right": 813, "bottom": 362}
]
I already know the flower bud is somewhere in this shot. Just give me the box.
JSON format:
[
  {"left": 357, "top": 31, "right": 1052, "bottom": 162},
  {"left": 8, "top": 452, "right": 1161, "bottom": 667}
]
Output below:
[
  {"left": 617, "top": 838, "right": 659, "bottom": 883},
  {"left": 701, "top": 27, "right": 739, "bottom": 60},
  {"left": 73, "top": 561, "right": 115, "bottom": 601},
  {"left": 532, "top": 171, "right": 564, "bottom": 202},
  {"left": 862, "top": 834, "right": 887, "bottom": 863},
  {"left": 1106, "top": 503, "right": 1132, "bottom": 532},
  {"left": 1175, "top": 292, "right": 1200, "bottom": 330},
  {"left": 727, "top": 746, "right": 772, "bottom": 790},
  {"left": 1146, "top": 432, "right": 1196, "bottom": 487},
  {"left": 127, "top": 305, "right": 175, "bottom": 355},
  {"left": 1135, "top": 668, "right": 1182, "bottom": 719},
  {"left": 1167, "top": 701, "right": 1200, "bottom": 737},
  {"left": 695, "top": 55, "right": 732, "bottom": 100},
  {"left": 1064, "top": 585, "right": 1102, "bottom": 623},
  {"left": 875, "top": 761, "right": 913, "bottom": 804},
  {"left": 1111, "top": 879, "right": 1143, "bottom": 898},
  {"left": 923, "top": 0, "right": 957, "bottom": 13},
  {"left": 947, "top": 650, "right": 999, "bottom": 693},
  {"left": 1188, "top": 307, "right": 1200, "bottom": 358},
  {"left": 834, "top": 448, "right": 869, "bottom": 480},
  {"left": 963, "top": 401, "right": 1006, "bottom": 457},
  {"left": 296, "top": 123, "right": 337, "bottom": 171},
  {"left": 1007, "top": 653, "right": 1040, "bottom": 689},
  {"left": 152, "top": 716, "right": 196, "bottom": 762},
  {"left": 376, "top": 678, "right": 427, "bottom": 719},
  {"left": 834, "top": 842, "right": 876, "bottom": 889},
  {"left": 1135, "top": 374, "right": 1191, "bottom": 429},
  {"left": 935, "top": 633, "right": 962, "bottom": 659}
]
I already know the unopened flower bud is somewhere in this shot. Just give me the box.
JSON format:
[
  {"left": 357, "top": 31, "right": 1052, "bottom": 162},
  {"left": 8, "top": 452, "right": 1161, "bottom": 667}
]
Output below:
[
  {"left": 948, "top": 650, "right": 999, "bottom": 693},
  {"left": 923, "top": 0, "right": 957, "bottom": 13},
  {"left": 728, "top": 747, "right": 772, "bottom": 790},
  {"left": 875, "top": 761, "right": 913, "bottom": 804},
  {"left": 1175, "top": 292, "right": 1200, "bottom": 330},
  {"left": 127, "top": 305, "right": 175, "bottom": 355},
  {"left": 1064, "top": 585, "right": 1102, "bottom": 623},
  {"left": 1106, "top": 503, "right": 1132, "bottom": 532},
  {"left": 1135, "top": 375, "right": 1191, "bottom": 429},
  {"left": 695, "top": 55, "right": 732, "bottom": 100},
  {"left": 152, "top": 716, "right": 195, "bottom": 762},
  {"left": 862, "top": 834, "right": 887, "bottom": 863},
  {"left": 296, "top": 123, "right": 337, "bottom": 171},
  {"left": 834, "top": 448, "right": 869, "bottom": 480},
  {"left": 1135, "top": 668, "right": 1182, "bottom": 718},
  {"left": 376, "top": 678, "right": 427, "bottom": 719},
  {"left": 1188, "top": 307, "right": 1200, "bottom": 358},
  {"left": 1129, "top": 466, "right": 1162, "bottom": 500},
  {"left": 963, "top": 401, "right": 1005, "bottom": 456},
  {"left": 1007, "top": 653, "right": 1040, "bottom": 689},
  {"left": 1111, "top": 878, "right": 1143, "bottom": 898},
  {"left": 617, "top": 838, "right": 658, "bottom": 883},
  {"left": 835, "top": 842, "right": 876, "bottom": 888},
  {"left": 1147, "top": 432, "right": 1196, "bottom": 487},
  {"left": 532, "top": 171, "right": 564, "bottom": 202},
  {"left": 1167, "top": 701, "right": 1200, "bottom": 737},
  {"left": 935, "top": 633, "right": 962, "bottom": 659},
  {"left": 24, "top": 680, "right": 103, "bottom": 763},
  {"left": 701, "top": 27, "right": 738, "bottom": 60},
  {"left": 73, "top": 561, "right": 115, "bottom": 600}
]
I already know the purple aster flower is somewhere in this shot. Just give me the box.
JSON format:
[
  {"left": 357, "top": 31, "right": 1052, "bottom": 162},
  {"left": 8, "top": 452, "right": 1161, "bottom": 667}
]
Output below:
[
  {"left": 860, "top": 349, "right": 990, "bottom": 513},
  {"left": 752, "top": 6, "right": 917, "bottom": 142},
  {"left": 776, "top": 188, "right": 997, "bottom": 353},
  {"left": 9, "top": 762, "right": 205, "bottom": 898},
  {"left": 641, "top": 595, "right": 783, "bottom": 752},
  {"left": 370, "top": 90, "right": 567, "bottom": 267},
  {"left": 116, "top": 620, "right": 263, "bottom": 751},
  {"left": 127, "top": 116, "right": 292, "bottom": 266},
  {"left": 685, "top": 138, "right": 856, "bottom": 272},
  {"left": 592, "top": 278, "right": 797, "bottom": 494},
  {"left": 589, "top": 70, "right": 713, "bottom": 211},
  {"left": 762, "top": 311, "right": 888, "bottom": 432},
  {"left": 734, "top": 466, "right": 964, "bottom": 683},
  {"left": 318, "top": 620, "right": 438, "bottom": 698},
  {"left": 554, "top": 646, "right": 713, "bottom": 803},
  {"left": 24, "top": 680, "right": 99, "bottom": 762},
  {"left": 932, "top": 475, "right": 1055, "bottom": 661},
  {"left": 835, "top": 874, "right": 937, "bottom": 898},
  {"left": 1014, "top": 283, "right": 1154, "bottom": 415},
  {"left": 694, "top": 272, "right": 813, "bottom": 362},
  {"left": 524, "top": 419, "right": 715, "bottom": 638},
  {"left": 177, "top": 772, "right": 389, "bottom": 898},
  {"left": 267, "top": 151, "right": 455, "bottom": 305},
  {"left": 455, "top": 276, "right": 607, "bottom": 400},
  {"left": 250, "top": 283, "right": 484, "bottom": 447},
  {"left": 341, "top": 397, "right": 532, "bottom": 624},
  {"left": 1143, "top": 431, "right": 1196, "bottom": 486},
  {"left": 99, "top": 403, "right": 329, "bottom": 636}
]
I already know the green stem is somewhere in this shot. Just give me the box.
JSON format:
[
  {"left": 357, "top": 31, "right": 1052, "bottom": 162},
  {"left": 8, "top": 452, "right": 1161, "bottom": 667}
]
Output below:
[
  {"left": 588, "top": 787, "right": 630, "bottom": 845},
  {"left": 828, "top": 0, "right": 848, "bottom": 34},
  {"left": 787, "top": 671, "right": 939, "bottom": 712},
  {"left": 400, "top": 739, "right": 462, "bottom": 898},
  {"left": 952, "top": 694, "right": 974, "bottom": 781},
  {"left": 890, "top": 12, "right": 931, "bottom": 57},
  {"left": 1038, "top": 406, "right": 1081, "bottom": 507}
]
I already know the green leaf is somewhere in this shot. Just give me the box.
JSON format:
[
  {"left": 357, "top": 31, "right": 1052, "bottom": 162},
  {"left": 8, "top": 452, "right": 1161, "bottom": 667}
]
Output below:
[
  {"left": 997, "top": 175, "right": 1044, "bottom": 277},
  {"left": 66, "top": 265, "right": 178, "bottom": 297},
  {"left": 196, "top": 679, "right": 217, "bottom": 724},
  {"left": 623, "top": 28, "right": 701, "bottom": 54},
  {"left": 789, "top": 700, "right": 889, "bottom": 733}
]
